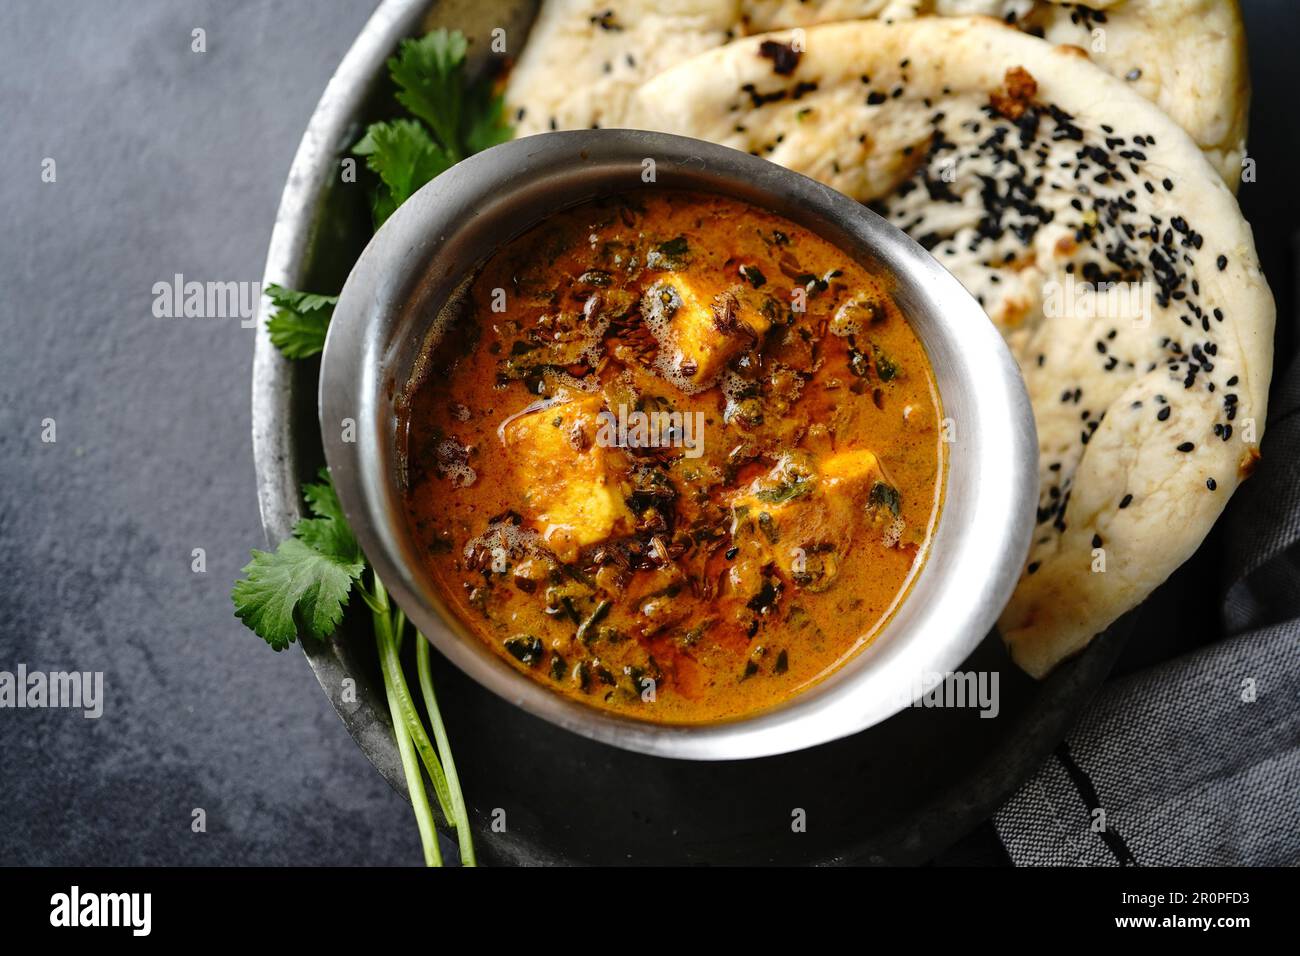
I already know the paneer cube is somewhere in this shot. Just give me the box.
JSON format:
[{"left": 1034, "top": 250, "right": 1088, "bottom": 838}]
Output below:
[
  {"left": 728, "top": 449, "right": 886, "bottom": 594},
  {"left": 643, "top": 279, "right": 773, "bottom": 390},
  {"left": 503, "top": 393, "right": 633, "bottom": 562},
  {"left": 818, "top": 449, "right": 883, "bottom": 501},
  {"left": 735, "top": 449, "right": 882, "bottom": 518}
]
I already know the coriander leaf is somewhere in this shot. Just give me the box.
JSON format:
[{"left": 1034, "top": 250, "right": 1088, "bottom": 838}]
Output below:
[
  {"left": 232, "top": 470, "right": 366, "bottom": 650},
  {"left": 353, "top": 119, "right": 452, "bottom": 225},
  {"left": 298, "top": 469, "right": 362, "bottom": 566},
  {"left": 462, "top": 86, "right": 512, "bottom": 155},
  {"left": 265, "top": 283, "right": 337, "bottom": 314},
  {"left": 267, "top": 308, "right": 331, "bottom": 359},
  {"left": 388, "top": 30, "right": 468, "bottom": 159},
  {"left": 264, "top": 284, "right": 337, "bottom": 359},
  {"left": 303, "top": 467, "right": 348, "bottom": 523},
  {"left": 233, "top": 539, "right": 362, "bottom": 650}
]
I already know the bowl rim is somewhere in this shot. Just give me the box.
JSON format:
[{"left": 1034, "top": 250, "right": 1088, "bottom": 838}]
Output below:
[{"left": 319, "top": 128, "right": 1039, "bottom": 760}]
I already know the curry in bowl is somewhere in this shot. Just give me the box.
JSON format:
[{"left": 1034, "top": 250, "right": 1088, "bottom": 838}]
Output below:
[{"left": 398, "top": 190, "right": 944, "bottom": 723}]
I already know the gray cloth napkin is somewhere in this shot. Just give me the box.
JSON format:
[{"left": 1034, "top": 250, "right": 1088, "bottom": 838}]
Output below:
[{"left": 993, "top": 351, "right": 1300, "bottom": 866}]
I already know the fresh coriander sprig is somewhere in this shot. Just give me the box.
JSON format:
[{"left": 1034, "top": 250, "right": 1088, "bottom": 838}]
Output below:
[
  {"left": 241, "top": 26, "right": 510, "bottom": 866},
  {"left": 389, "top": 29, "right": 512, "bottom": 161},
  {"left": 232, "top": 470, "right": 476, "bottom": 866},
  {"left": 353, "top": 29, "right": 511, "bottom": 226},
  {"left": 263, "top": 29, "right": 512, "bottom": 353},
  {"left": 389, "top": 29, "right": 468, "bottom": 159}
]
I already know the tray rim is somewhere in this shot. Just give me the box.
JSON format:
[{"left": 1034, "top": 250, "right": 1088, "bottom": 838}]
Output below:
[{"left": 251, "top": 0, "right": 428, "bottom": 797}]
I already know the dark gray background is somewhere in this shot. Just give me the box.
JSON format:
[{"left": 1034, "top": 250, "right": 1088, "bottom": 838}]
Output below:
[
  {"left": 0, "top": 0, "right": 409, "bottom": 865},
  {"left": 0, "top": 0, "right": 1295, "bottom": 865}
]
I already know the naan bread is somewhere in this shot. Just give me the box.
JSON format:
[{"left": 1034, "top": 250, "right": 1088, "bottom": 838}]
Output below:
[
  {"left": 631, "top": 17, "right": 1274, "bottom": 675},
  {"left": 506, "top": 0, "right": 739, "bottom": 136},
  {"left": 508, "top": 0, "right": 1248, "bottom": 186}
]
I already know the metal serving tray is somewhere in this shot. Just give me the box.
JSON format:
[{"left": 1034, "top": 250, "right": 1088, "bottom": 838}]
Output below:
[{"left": 251, "top": 0, "right": 1129, "bottom": 865}]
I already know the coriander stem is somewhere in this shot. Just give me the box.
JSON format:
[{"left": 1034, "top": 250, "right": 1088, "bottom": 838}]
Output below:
[
  {"left": 416, "top": 635, "right": 476, "bottom": 866},
  {"left": 371, "top": 579, "right": 441, "bottom": 866},
  {"left": 368, "top": 577, "right": 456, "bottom": 827},
  {"left": 392, "top": 607, "right": 406, "bottom": 654}
]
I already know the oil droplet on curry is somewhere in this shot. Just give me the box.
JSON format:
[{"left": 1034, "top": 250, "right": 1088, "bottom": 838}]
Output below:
[{"left": 399, "top": 191, "right": 944, "bottom": 723}]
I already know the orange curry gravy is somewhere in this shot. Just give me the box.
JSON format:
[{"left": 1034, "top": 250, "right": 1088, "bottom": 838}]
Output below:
[{"left": 398, "top": 190, "right": 944, "bottom": 723}]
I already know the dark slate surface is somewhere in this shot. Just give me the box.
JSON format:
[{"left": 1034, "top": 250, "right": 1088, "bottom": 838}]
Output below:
[
  {"left": 0, "top": 0, "right": 421, "bottom": 865},
  {"left": 0, "top": 0, "right": 1295, "bottom": 866}
]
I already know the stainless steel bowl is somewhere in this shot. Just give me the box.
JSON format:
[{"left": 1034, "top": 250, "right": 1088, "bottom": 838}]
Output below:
[{"left": 319, "top": 128, "right": 1037, "bottom": 760}]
